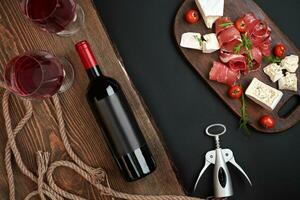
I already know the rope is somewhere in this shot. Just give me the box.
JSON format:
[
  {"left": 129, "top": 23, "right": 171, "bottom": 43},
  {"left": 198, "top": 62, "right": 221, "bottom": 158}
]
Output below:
[{"left": 1, "top": 82, "right": 210, "bottom": 200}]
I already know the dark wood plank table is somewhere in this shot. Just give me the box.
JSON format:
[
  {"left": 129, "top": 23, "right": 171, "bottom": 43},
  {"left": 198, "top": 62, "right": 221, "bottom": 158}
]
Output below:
[{"left": 0, "top": 0, "right": 185, "bottom": 199}]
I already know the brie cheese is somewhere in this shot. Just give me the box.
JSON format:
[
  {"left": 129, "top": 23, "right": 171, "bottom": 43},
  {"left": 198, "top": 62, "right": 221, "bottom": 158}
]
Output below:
[
  {"left": 202, "top": 33, "right": 220, "bottom": 53},
  {"left": 280, "top": 55, "right": 299, "bottom": 73},
  {"left": 195, "top": 0, "right": 224, "bottom": 29},
  {"left": 180, "top": 32, "right": 202, "bottom": 50},
  {"left": 263, "top": 63, "right": 284, "bottom": 82},
  {"left": 245, "top": 78, "right": 283, "bottom": 111},
  {"left": 278, "top": 72, "right": 297, "bottom": 92}
]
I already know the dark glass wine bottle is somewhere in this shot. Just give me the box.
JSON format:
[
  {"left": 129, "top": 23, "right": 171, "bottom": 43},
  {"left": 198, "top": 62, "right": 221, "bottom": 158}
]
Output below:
[{"left": 75, "top": 40, "right": 156, "bottom": 181}]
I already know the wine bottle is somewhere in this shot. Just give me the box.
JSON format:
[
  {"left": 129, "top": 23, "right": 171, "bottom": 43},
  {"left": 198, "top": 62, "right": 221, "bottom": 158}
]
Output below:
[{"left": 75, "top": 40, "right": 156, "bottom": 181}]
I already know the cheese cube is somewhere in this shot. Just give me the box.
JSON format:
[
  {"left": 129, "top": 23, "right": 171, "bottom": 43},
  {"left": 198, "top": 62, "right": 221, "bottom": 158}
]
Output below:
[
  {"left": 280, "top": 55, "right": 299, "bottom": 73},
  {"left": 202, "top": 33, "right": 220, "bottom": 53},
  {"left": 263, "top": 63, "right": 284, "bottom": 82},
  {"left": 245, "top": 78, "right": 283, "bottom": 110},
  {"left": 180, "top": 32, "right": 202, "bottom": 50},
  {"left": 278, "top": 72, "right": 297, "bottom": 92},
  {"left": 195, "top": 0, "right": 224, "bottom": 29}
]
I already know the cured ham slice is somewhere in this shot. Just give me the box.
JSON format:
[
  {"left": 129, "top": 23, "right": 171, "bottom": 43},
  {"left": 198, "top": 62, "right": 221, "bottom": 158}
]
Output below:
[
  {"left": 217, "top": 26, "right": 241, "bottom": 47},
  {"left": 209, "top": 61, "right": 240, "bottom": 86},
  {"left": 243, "top": 12, "right": 257, "bottom": 26},
  {"left": 219, "top": 51, "right": 244, "bottom": 63},
  {"left": 220, "top": 39, "right": 242, "bottom": 53},
  {"left": 259, "top": 37, "right": 272, "bottom": 57},
  {"left": 228, "top": 57, "right": 247, "bottom": 72},
  {"left": 249, "top": 21, "right": 271, "bottom": 46},
  {"left": 215, "top": 17, "right": 233, "bottom": 35},
  {"left": 250, "top": 47, "right": 263, "bottom": 70}
]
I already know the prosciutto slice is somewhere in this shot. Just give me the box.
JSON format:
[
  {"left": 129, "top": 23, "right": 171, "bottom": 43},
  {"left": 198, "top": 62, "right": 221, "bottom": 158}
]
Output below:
[
  {"left": 259, "top": 36, "right": 272, "bottom": 57},
  {"left": 217, "top": 26, "right": 241, "bottom": 47},
  {"left": 219, "top": 51, "right": 244, "bottom": 63},
  {"left": 220, "top": 39, "right": 242, "bottom": 53},
  {"left": 250, "top": 47, "right": 263, "bottom": 70},
  {"left": 219, "top": 51, "right": 247, "bottom": 72},
  {"left": 215, "top": 17, "right": 233, "bottom": 35},
  {"left": 209, "top": 61, "right": 240, "bottom": 86}
]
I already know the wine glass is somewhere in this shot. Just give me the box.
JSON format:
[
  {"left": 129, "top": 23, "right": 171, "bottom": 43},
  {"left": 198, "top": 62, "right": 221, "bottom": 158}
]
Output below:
[
  {"left": 4, "top": 51, "right": 74, "bottom": 100},
  {"left": 20, "top": 0, "right": 85, "bottom": 37}
]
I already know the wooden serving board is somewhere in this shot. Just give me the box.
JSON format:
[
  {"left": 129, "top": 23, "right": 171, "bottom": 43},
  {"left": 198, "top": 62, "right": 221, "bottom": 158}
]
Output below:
[
  {"left": 0, "top": 0, "right": 186, "bottom": 198},
  {"left": 174, "top": 0, "right": 300, "bottom": 133}
]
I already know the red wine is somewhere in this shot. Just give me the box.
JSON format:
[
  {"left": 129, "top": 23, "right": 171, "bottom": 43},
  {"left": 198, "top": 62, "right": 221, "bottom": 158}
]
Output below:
[
  {"left": 75, "top": 40, "right": 156, "bottom": 181},
  {"left": 21, "top": 0, "right": 76, "bottom": 33},
  {"left": 4, "top": 51, "right": 64, "bottom": 99}
]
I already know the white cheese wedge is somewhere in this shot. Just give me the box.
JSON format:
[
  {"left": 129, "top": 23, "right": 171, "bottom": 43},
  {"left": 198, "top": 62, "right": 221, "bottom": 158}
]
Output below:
[
  {"left": 245, "top": 78, "right": 283, "bottom": 111},
  {"left": 195, "top": 0, "right": 224, "bottom": 29},
  {"left": 280, "top": 55, "right": 299, "bottom": 73},
  {"left": 180, "top": 32, "right": 202, "bottom": 50},
  {"left": 263, "top": 63, "right": 284, "bottom": 82},
  {"left": 278, "top": 72, "right": 297, "bottom": 92},
  {"left": 202, "top": 33, "right": 220, "bottom": 53}
]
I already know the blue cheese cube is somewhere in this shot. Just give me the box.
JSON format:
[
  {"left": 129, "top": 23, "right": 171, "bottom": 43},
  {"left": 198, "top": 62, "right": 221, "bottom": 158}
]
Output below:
[
  {"left": 278, "top": 72, "right": 297, "bottom": 92},
  {"left": 280, "top": 55, "right": 299, "bottom": 73},
  {"left": 202, "top": 33, "right": 220, "bottom": 53},
  {"left": 245, "top": 78, "right": 283, "bottom": 111},
  {"left": 180, "top": 32, "right": 202, "bottom": 50},
  {"left": 263, "top": 63, "right": 284, "bottom": 82}
]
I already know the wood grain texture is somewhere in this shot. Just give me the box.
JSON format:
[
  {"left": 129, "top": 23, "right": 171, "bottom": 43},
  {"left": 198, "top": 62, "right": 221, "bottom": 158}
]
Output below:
[
  {"left": 0, "top": 0, "right": 186, "bottom": 199},
  {"left": 174, "top": 0, "right": 300, "bottom": 133}
]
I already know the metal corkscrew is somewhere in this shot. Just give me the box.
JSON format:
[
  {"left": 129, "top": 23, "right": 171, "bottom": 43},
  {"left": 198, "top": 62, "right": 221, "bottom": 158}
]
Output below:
[{"left": 193, "top": 124, "right": 252, "bottom": 198}]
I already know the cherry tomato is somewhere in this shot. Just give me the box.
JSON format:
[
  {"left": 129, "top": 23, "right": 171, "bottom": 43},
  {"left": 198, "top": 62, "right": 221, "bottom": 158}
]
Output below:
[
  {"left": 273, "top": 43, "right": 286, "bottom": 58},
  {"left": 228, "top": 85, "right": 243, "bottom": 99},
  {"left": 185, "top": 9, "right": 199, "bottom": 24},
  {"left": 259, "top": 115, "right": 275, "bottom": 129},
  {"left": 234, "top": 17, "right": 247, "bottom": 33}
]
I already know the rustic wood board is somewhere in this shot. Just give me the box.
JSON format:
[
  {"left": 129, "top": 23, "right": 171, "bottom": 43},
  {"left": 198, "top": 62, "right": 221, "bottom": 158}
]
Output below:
[
  {"left": 174, "top": 0, "right": 300, "bottom": 133},
  {"left": 0, "top": 0, "right": 186, "bottom": 199}
]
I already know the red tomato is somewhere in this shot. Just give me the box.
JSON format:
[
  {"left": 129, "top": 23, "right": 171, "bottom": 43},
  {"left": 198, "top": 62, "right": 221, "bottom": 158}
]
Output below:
[
  {"left": 273, "top": 43, "right": 286, "bottom": 58},
  {"left": 228, "top": 85, "right": 243, "bottom": 99},
  {"left": 185, "top": 9, "right": 199, "bottom": 24},
  {"left": 234, "top": 17, "right": 247, "bottom": 33},
  {"left": 259, "top": 115, "right": 275, "bottom": 129}
]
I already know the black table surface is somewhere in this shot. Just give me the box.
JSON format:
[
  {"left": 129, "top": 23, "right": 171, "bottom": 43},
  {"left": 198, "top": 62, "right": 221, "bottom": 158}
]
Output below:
[{"left": 93, "top": 0, "right": 300, "bottom": 199}]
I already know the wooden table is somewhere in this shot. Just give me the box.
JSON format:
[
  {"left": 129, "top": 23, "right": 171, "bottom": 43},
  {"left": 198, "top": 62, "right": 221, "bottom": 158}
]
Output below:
[{"left": 0, "top": 0, "right": 185, "bottom": 199}]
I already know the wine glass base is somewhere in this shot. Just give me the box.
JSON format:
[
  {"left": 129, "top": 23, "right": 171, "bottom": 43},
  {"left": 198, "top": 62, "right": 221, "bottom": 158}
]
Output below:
[
  {"left": 58, "top": 57, "right": 74, "bottom": 93},
  {"left": 56, "top": 4, "right": 85, "bottom": 37}
]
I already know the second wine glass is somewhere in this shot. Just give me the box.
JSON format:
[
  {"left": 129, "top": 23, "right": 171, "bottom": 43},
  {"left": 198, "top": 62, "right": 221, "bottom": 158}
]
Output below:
[{"left": 20, "top": 0, "right": 85, "bottom": 37}]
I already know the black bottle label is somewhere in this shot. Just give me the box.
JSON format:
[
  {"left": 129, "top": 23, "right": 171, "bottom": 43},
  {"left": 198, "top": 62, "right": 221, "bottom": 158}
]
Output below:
[{"left": 93, "top": 91, "right": 146, "bottom": 156}]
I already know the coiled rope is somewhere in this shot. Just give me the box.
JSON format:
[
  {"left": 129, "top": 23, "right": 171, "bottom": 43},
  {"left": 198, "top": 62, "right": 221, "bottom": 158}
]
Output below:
[{"left": 0, "top": 82, "right": 212, "bottom": 200}]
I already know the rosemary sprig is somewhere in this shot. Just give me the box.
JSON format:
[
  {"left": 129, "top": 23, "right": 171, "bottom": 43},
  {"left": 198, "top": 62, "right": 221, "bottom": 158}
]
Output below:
[
  {"left": 264, "top": 55, "right": 282, "bottom": 64},
  {"left": 194, "top": 35, "right": 202, "bottom": 46},
  {"left": 234, "top": 43, "right": 243, "bottom": 54},
  {"left": 242, "top": 33, "right": 253, "bottom": 50},
  {"left": 239, "top": 92, "right": 250, "bottom": 134},
  {"left": 234, "top": 33, "right": 254, "bottom": 70},
  {"left": 246, "top": 51, "right": 254, "bottom": 70},
  {"left": 219, "top": 22, "right": 234, "bottom": 28}
]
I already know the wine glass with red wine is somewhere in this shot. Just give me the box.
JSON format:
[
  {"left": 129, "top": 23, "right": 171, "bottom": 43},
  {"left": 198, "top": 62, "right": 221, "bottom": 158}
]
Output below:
[
  {"left": 4, "top": 51, "right": 74, "bottom": 100},
  {"left": 20, "top": 0, "right": 84, "bottom": 37}
]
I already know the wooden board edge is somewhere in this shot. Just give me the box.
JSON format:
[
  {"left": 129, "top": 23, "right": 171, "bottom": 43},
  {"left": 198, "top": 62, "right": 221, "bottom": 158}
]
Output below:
[{"left": 89, "top": 0, "right": 188, "bottom": 194}]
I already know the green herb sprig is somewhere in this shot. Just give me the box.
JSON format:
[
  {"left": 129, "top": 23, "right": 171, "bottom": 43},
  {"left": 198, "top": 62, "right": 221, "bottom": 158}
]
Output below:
[
  {"left": 219, "top": 22, "right": 234, "bottom": 28},
  {"left": 239, "top": 92, "right": 250, "bottom": 134},
  {"left": 234, "top": 33, "right": 254, "bottom": 70},
  {"left": 264, "top": 55, "right": 282, "bottom": 64},
  {"left": 194, "top": 35, "right": 203, "bottom": 46}
]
